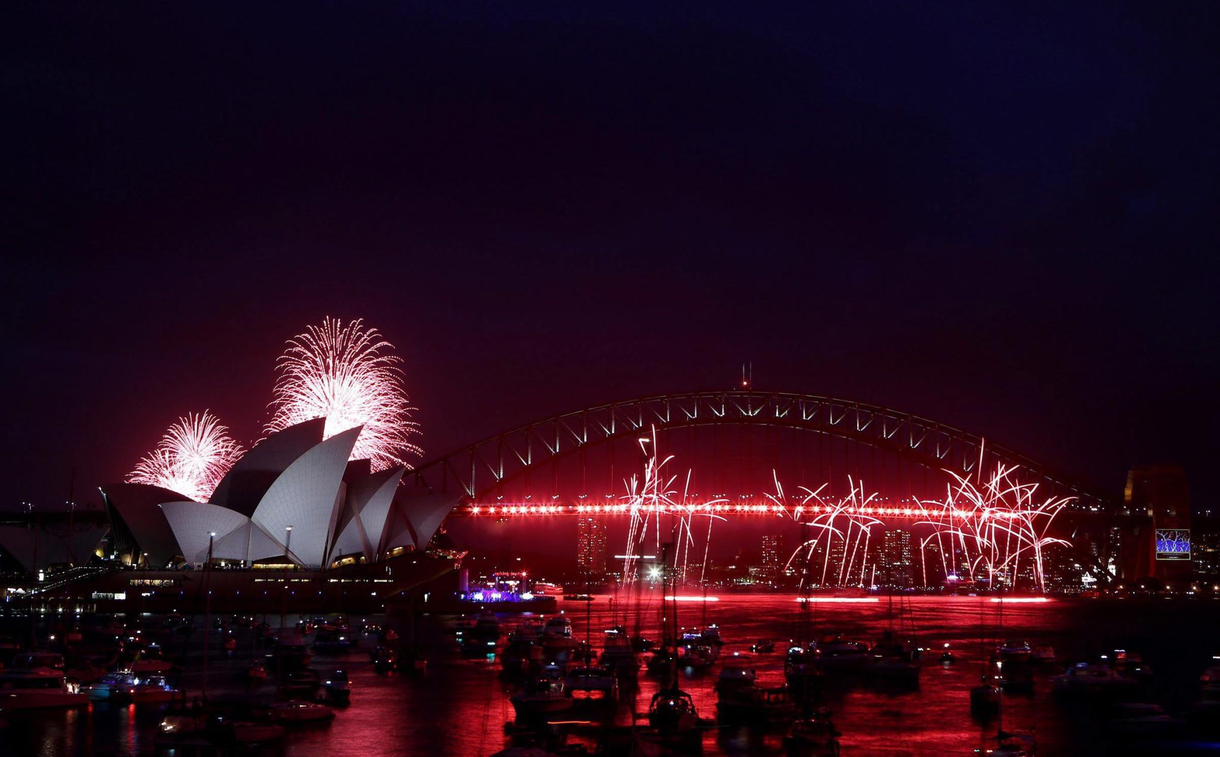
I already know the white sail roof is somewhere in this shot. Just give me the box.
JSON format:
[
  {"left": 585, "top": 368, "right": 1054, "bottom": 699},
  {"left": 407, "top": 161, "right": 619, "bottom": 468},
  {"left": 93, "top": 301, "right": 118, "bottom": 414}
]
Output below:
[{"left": 250, "top": 426, "right": 361, "bottom": 568}]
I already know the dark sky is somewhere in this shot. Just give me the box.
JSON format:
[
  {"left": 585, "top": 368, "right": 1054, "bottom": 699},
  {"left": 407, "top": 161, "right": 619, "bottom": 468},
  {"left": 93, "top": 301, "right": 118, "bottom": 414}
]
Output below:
[{"left": 4, "top": 3, "right": 1217, "bottom": 510}]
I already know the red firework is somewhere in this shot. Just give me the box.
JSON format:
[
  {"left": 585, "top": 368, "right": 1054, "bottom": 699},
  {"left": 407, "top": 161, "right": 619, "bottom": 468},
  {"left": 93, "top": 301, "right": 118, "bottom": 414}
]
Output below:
[
  {"left": 265, "top": 317, "right": 421, "bottom": 470},
  {"left": 127, "top": 411, "right": 245, "bottom": 501}
]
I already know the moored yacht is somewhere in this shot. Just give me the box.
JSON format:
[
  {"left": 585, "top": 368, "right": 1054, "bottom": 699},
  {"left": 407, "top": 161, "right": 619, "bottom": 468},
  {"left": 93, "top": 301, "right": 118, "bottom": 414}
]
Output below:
[
  {"left": 677, "top": 641, "right": 718, "bottom": 670},
  {"left": 817, "top": 637, "right": 870, "bottom": 672},
  {"left": 129, "top": 674, "right": 178, "bottom": 704},
  {"left": 648, "top": 686, "right": 699, "bottom": 731},
  {"left": 510, "top": 676, "right": 573, "bottom": 718},
  {"left": 0, "top": 667, "right": 88, "bottom": 709},
  {"left": 983, "top": 729, "right": 1037, "bottom": 756},
  {"left": 540, "top": 616, "right": 578, "bottom": 648},
  {"left": 866, "top": 631, "right": 921, "bottom": 681},
  {"left": 87, "top": 670, "right": 139, "bottom": 700},
  {"left": 716, "top": 684, "right": 798, "bottom": 726},
  {"left": 785, "top": 643, "right": 824, "bottom": 696},
  {"left": 1052, "top": 662, "right": 1138, "bottom": 696},
  {"left": 565, "top": 666, "right": 617, "bottom": 705},
  {"left": 267, "top": 700, "right": 336, "bottom": 724},
  {"left": 783, "top": 707, "right": 840, "bottom": 756},
  {"left": 715, "top": 665, "right": 757, "bottom": 697},
  {"left": 996, "top": 639, "right": 1032, "bottom": 663},
  {"left": 599, "top": 634, "right": 638, "bottom": 678},
  {"left": 1106, "top": 702, "right": 1182, "bottom": 737},
  {"left": 971, "top": 678, "right": 1002, "bottom": 717}
]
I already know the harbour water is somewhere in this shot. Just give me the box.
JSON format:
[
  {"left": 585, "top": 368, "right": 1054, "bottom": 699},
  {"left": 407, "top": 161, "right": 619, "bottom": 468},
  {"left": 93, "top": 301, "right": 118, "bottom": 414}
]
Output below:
[{"left": 3, "top": 594, "right": 1219, "bottom": 755}]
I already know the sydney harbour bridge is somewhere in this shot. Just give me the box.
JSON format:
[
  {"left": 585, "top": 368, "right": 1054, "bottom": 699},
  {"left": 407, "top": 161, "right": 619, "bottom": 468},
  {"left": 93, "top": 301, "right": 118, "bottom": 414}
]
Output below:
[{"left": 388, "top": 389, "right": 1139, "bottom": 585}]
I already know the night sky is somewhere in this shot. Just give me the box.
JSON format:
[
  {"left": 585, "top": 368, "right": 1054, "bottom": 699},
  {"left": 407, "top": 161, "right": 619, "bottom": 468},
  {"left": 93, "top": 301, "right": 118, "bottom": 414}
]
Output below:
[{"left": 4, "top": 4, "right": 1217, "bottom": 510}]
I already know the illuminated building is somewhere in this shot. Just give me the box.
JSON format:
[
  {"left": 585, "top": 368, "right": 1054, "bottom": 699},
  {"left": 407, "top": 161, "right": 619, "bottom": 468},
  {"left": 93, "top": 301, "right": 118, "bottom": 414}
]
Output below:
[
  {"left": 93, "top": 418, "right": 440, "bottom": 570},
  {"left": 1121, "top": 463, "right": 1191, "bottom": 581},
  {"left": 761, "top": 534, "right": 783, "bottom": 572},
  {"left": 879, "top": 529, "right": 914, "bottom": 587},
  {"left": 576, "top": 516, "right": 607, "bottom": 574}
]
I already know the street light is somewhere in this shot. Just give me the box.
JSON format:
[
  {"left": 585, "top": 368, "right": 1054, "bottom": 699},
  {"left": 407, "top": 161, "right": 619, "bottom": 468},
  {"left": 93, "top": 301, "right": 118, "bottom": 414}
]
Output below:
[{"left": 285, "top": 526, "right": 293, "bottom": 564}]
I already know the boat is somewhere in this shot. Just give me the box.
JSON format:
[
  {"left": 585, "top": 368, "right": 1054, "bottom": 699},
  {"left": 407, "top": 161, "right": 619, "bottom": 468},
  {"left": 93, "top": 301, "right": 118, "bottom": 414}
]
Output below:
[
  {"left": 320, "top": 669, "right": 351, "bottom": 704},
  {"left": 994, "top": 661, "right": 1034, "bottom": 693},
  {"left": 1052, "top": 662, "right": 1138, "bottom": 696},
  {"left": 681, "top": 625, "right": 723, "bottom": 647},
  {"left": 278, "top": 668, "right": 321, "bottom": 698},
  {"left": 531, "top": 581, "right": 562, "bottom": 597},
  {"left": 866, "top": 631, "right": 921, "bottom": 681},
  {"left": 472, "top": 612, "right": 502, "bottom": 640},
  {"left": 717, "top": 684, "right": 798, "bottom": 726},
  {"left": 274, "top": 637, "right": 314, "bottom": 669},
  {"left": 130, "top": 644, "right": 175, "bottom": 674},
  {"left": 599, "top": 634, "right": 638, "bottom": 679},
  {"left": 312, "top": 628, "right": 353, "bottom": 653},
  {"left": 565, "top": 666, "right": 617, "bottom": 705},
  {"left": 371, "top": 645, "right": 399, "bottom": 671},
  {"left": 87, "top": 670, "right": 139, "bottom": 701},
  {"left": 9, "top": 652, "right": 65, "bottom": 671},
  {"left": 978, "top": 729, "right": 1037, "bottom": 756},
  {"left": 540, "top": 616, "right": 578, "bottom": 648},
  {"left": 1107, "top": 649, "right": 1153, "bottom": 682},
  {"left": 508, "top": 618, "right": 545, "bottom": 642},
  {"left": 129, "top": 674, "right": 179, "bottom": 704},
  {"left": 267, "top": 700, "right": 335, "bottom": 724},
  {"left": 996, "top": 640, "right": 1032, "bottom": 664},
  {"left": 1201, "top": 659, "right": 1220, "bottom": 692},
  {"left": 1106, "top": 702, "right": 1182, "bottom": 736},
  {"left": 971, "top": 596, "right": 1001, "bottom": 718},
  {"left": 229, "top": 721, "right": 285, "bottom": 743},
  {"left": 1187, "top": 683, "right": 1220, "bottom": 733},
  {"left": 509, "top": 677, "right": 573, "bottom": 719},
  {"left": 784, "top": 644, "right": 824, "bottom": 696},
  {"left": 971, "top": 679, "right": 1002, "bottom": 717},
  {"left": 751, "top": 640, "right": 776, "bottom": 654},
  {"left": 815, "top": 637, "right": 870, "bottom": 672},
  {"left": 500, "top": 638, "right": 538, "bottom": 673},
  {"left": 783, "top": 708, "right": 840, "bottom": 756},
  {"left": 64, "top": 658, "right": 107, "bottom": 685},
  {"left": 677, "top": 641, "right": 719, "bottom": 670},
  {"left": 159, "top": 708, "right": 206, "bottom": 736},
  {"left": 0, "top": 667, "right": 88, "bottom": 709},
  {"left": 648, "top": 686, "right": 699, "bottom": 731},
  {"left": 715, "top": 665, "right": 757, "bottom": 697},
  {"left": 246, "top": 661, "right": 268, "bottom": 681},
  {"left": 1030, "top": 646, "right": 1056, "bottom": 664},
  {"left": 645, "top": 646, "right": 679, "bottom": 676},
  {"left": 460, "top": 633, "right": 498, "bottom": 656}
]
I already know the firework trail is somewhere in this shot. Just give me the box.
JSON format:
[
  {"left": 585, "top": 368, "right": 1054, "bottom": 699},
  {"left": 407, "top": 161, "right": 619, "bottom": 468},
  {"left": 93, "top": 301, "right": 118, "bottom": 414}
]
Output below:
[
  {"left": 618, "top": 431, "right": 726, "bottom": 587},
  {"left": 776, "top": 458, "right": 1070, "bottom": 591},
  {"left": 266, "top": 317, "right": 422, "bottom": 470},
  {"left": 914, "top": 463, "right": 1070, "bottom": 591},
  {"left": 128, "top": 411, "right": 245, "bottom": 501},
  {"left": 782, "top": 476, "right": 881, "bottom": 589}
]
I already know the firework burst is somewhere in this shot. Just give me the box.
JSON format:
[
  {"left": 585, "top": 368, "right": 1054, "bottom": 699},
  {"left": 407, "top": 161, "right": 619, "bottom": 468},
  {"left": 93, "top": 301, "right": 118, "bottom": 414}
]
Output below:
[
  {"left": 127, "top": 411, "right": 245, "bottom": 501},
  {"left": 618, "top": 431, "right": 727, "bottom": 587},
  {"left": 266, "top": 317, "right": 421, "bottom": 470}
]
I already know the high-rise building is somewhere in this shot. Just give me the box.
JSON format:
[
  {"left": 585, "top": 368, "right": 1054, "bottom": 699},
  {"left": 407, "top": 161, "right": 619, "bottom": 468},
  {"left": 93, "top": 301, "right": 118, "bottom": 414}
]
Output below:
[
  {"left": 761, "top": 534, "right": 783, "bottom": 570},
  {"left": 576, "top": 516, "right": 608, "bottom": 574},
  {"left": 879, "top": 529, "right": 914, "bottom": 587}
]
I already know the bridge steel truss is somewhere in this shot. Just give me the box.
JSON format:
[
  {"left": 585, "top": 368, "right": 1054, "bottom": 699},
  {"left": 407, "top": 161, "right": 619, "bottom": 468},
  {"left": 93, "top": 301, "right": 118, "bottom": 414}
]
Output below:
[{"left": 389, "top": 391, "right": 1117, "bottom": 547}]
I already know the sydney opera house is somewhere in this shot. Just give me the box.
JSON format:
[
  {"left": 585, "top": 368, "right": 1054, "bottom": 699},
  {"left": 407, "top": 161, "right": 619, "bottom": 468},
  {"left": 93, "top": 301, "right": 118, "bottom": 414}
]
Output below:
[
  {"left": 99, "top": 418, "right": 444, "bottom": 570},
  {"left": 0, "top": 418, "right": 456, "bottom": 613}
]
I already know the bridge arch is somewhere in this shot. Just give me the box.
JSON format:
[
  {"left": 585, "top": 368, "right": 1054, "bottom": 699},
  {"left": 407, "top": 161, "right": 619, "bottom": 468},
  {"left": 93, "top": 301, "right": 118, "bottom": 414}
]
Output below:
[{"left": 385, "top": 390, "right": 1115, "bottom": 551}]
